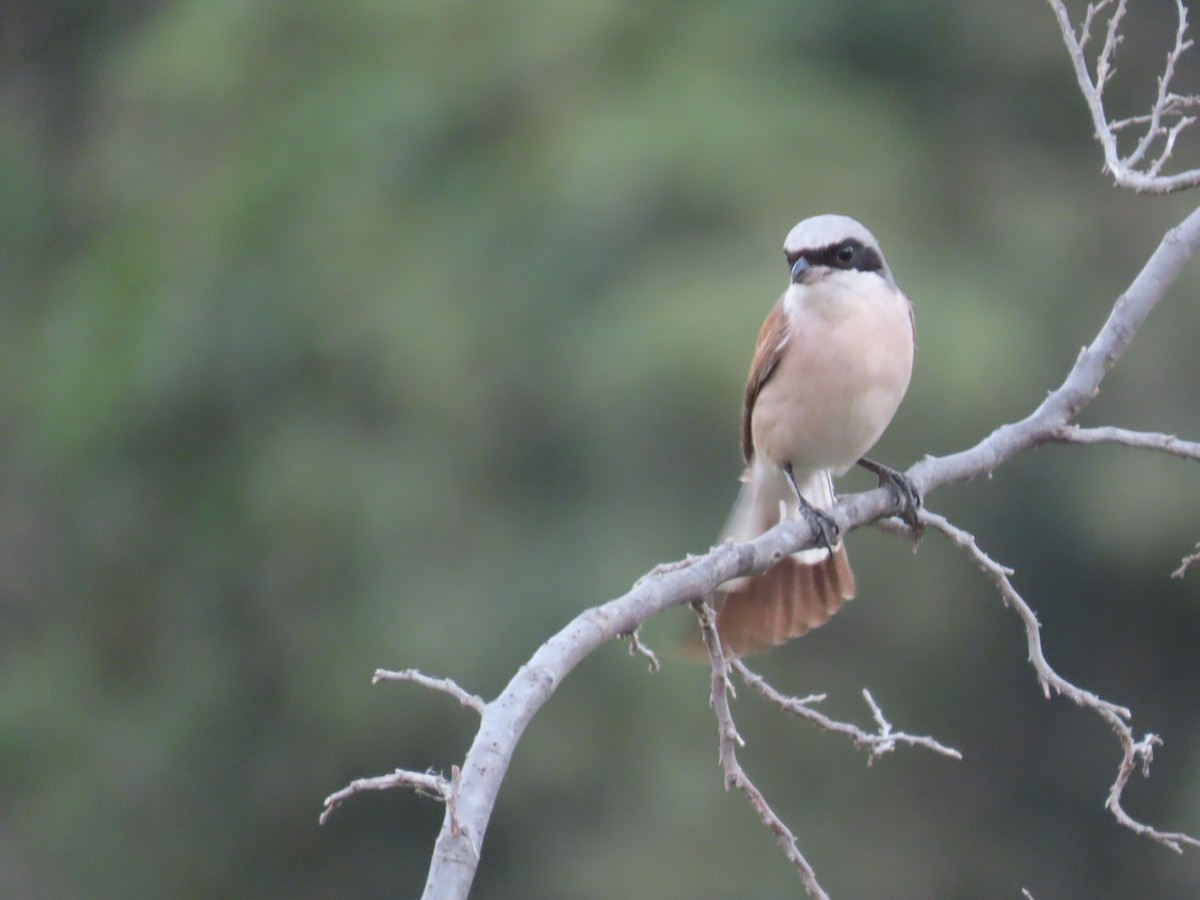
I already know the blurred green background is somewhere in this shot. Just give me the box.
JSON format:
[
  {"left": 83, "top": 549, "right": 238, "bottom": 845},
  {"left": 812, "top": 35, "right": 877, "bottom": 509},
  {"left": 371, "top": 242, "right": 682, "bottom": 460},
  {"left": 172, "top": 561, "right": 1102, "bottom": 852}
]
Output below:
[{"left": 3, "top": 1, "right": 1200, "bottom": 897}]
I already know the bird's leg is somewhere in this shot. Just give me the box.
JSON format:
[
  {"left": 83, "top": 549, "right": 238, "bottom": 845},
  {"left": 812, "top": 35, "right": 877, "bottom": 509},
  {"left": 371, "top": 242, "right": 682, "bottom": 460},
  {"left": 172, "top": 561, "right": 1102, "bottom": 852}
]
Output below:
[
  {"left": 782, "top": 462, "right": 840, "bottom": 550},
  {"left": 856, "top": 457, "right": 921, "bottom": 528}
]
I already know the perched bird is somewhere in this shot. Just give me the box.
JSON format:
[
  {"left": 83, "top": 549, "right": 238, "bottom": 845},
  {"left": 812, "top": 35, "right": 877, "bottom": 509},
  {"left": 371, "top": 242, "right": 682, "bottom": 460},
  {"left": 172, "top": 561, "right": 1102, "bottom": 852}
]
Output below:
[{"left": 714, "top": 214, "right": 916, "bottom": 657}]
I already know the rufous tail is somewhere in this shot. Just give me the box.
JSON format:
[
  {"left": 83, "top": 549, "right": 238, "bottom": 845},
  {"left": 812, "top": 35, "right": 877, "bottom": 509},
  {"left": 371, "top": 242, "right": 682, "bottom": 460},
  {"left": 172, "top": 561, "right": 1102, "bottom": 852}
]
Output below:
[{"left": 714, "top": 546, "right": 855, "bottom": 658}]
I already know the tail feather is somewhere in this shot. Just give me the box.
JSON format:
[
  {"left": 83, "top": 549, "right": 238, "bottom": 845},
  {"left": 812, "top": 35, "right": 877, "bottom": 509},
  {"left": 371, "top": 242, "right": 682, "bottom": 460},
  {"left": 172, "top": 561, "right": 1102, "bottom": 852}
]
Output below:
[
  {"left": 710, "top": 461, "right": 856, "bottom": 658},
  {"left": 715, "top": 546, "right": 855, "bottom": 657}
]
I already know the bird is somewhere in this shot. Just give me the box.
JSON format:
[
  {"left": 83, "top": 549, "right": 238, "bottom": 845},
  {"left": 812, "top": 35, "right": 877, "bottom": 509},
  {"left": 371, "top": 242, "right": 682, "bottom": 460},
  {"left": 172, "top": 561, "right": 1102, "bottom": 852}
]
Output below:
[{"left": 713, "top": 214, "right": 916, "bottom": 657}]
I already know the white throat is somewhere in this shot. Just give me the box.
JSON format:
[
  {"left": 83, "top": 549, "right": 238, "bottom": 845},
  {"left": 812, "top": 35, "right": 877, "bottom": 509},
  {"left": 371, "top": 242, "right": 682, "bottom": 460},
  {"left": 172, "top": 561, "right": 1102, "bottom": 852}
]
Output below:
[{"left": 782, "top": 269, "right": 892, "bottom": 322}]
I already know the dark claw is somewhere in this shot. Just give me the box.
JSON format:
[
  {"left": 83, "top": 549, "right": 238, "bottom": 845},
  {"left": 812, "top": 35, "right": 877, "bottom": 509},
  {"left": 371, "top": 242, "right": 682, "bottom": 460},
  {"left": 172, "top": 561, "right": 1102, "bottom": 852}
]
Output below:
[
  {"left": 857, "top": 457, "right": 922, "bottom": 528},
  {"left": 783, "top": 462, "right": 841, "bottom": 550},
  {"left": 800, "top": 502, "right": 840, "bottom": 551}
]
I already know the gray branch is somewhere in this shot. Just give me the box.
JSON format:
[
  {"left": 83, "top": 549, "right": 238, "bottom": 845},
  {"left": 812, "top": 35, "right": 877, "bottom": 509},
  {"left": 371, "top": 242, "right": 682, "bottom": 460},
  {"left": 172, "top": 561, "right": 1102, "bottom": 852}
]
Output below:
[
  {"left": 733, "top": 662, "right": 963, "bottom": 764},
  {"left": 1046, "top": 0, "right": 1200, "bottom": 193},
  {"left": 372, "top": 668, "right": 487, "bottom": 715},
  {"left": 1173, "top": 541, "right": 1200, "bottom": 579},
  {"left": 320, "top": 769, "right": 455, "bottom": 827},
  {"left": 1051, "top": 424, "right": 1200, "bottom": 461},
  {"left": 920, "top": 510, "right": 1200, "bottom": 854}
]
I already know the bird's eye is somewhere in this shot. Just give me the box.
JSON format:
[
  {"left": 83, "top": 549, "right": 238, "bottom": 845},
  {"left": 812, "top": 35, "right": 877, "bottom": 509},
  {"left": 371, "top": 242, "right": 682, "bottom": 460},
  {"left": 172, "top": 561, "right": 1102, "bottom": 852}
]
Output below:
[{"left": 835, "top": 243, "right": 856, "bottom": 265}]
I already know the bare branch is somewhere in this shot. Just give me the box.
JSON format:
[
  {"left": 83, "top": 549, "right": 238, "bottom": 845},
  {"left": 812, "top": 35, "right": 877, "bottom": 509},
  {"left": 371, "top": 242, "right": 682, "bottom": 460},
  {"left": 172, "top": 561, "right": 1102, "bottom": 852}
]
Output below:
[
  {"left": 1151, "top": 113, "right": 1197, "bottom": 176},
  {"left": 694, "top": 601, "right": 829, "bottom": 900},
  {"left": 319, "top": 673, "right": 483, "bottom": 830},
  {"left": 1076, "top": 0, "right": 1114, "bottom": 55},
  {"left": 919, "top": 509, "right": 1129, "bottom": 715},
  {"left": 1110, "top": 112, "right": 1154, "bottom": 132},
  {"left": 1046, "top": 0, "right": 1200, "bottom": 193},
  {"left": 733, "top": 662, "right": 962, "bottom": 763},
  {"left": 1127, "top": 0, "right": 1196, "bottom": 169},
  {"left": 1093, "top": 0, "right": 1126, "bottom": 94},
  {"left": 1173, "top": 540, "right": 1200, "bottom": 578},
  {"left": 679, "top": 622, "right": 961, "bottom": 898},
  {"left": 373, "top": 668, "right": 487, "bottom": 716},
  {"left": 1051, "top": 424, "right": 1200, "bottom": 461},
  {"left": 907, "top": 203, "right": 1200, "bottom": 496},
  {"left": 321, "top": 768, "right": 454, "bottom": 827},
  {"left": 920, "top": 508, "right": 1200, "bottom": 853}
]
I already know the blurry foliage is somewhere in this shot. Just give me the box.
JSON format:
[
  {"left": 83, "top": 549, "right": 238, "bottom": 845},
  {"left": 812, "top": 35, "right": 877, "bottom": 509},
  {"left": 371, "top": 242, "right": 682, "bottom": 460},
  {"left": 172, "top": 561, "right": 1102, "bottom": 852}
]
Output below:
[{"left": 2, "top": 0, "right": 1200, "bottom": 897}]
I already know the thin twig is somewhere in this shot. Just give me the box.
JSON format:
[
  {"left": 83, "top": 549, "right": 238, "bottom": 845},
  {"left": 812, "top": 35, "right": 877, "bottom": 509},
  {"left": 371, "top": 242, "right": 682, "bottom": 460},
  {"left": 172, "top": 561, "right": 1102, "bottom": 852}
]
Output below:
[
  {"left": 373, "top": 668, "right": 487, "bottom": 715},
  {"left": 921, "top": 508, "right": 1200, "bottom": 853},
  {"left": 1076, "top": 0, "right": 1113, "bottom": 54},
  {"left": 1046, "top": 0, "right": 1200, "bottom": 193},
  {"left": 1172, "top": 541, "right": 1200, "bottom": 579},
  {"left": 620, "top": 629, "right": 661, "bottom": 672},
  {"left": 693, "top": 600, "right": 828, "bottom": 900},
  {"left": 1128, "top": 0, "right": 1195, "bottom": 169},
  {"left": 1051, "top": 424, "right": 1200, "bottom": 461},
  {"left": 919, "top": 508, "right": 1126, "bottom": 713},
  {"left": 321, "top": 768, "right": 452, "bottom": 826},
  {"left": 1094, "top": 0, "right": 1127, "bottom": 95},
  {"left": 733, "top": 662, "right": 962, "bottom": 764}
]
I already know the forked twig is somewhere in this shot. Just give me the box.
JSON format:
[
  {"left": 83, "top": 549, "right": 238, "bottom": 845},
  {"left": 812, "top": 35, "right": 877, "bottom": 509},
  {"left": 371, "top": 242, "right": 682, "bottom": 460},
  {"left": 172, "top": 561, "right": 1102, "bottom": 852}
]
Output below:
[
  {"left": 1047, "top": 0, "right": 1200, "bottom": 192},
  {"left": 733, "top": 663, "right": 962, "bottom": 764}
]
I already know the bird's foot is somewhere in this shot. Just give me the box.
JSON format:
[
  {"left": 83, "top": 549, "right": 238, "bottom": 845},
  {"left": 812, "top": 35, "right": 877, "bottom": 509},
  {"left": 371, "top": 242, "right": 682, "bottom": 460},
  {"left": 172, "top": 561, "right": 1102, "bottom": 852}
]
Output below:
[
  {"left": 798, "top": 501, "right": 841, "bottom": 551},
  {"left": 782, "top": 462, "right": 841, "bottom": 550},
  {"left": 857, "top": 457, "right": 922, "bottom": 528}
]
